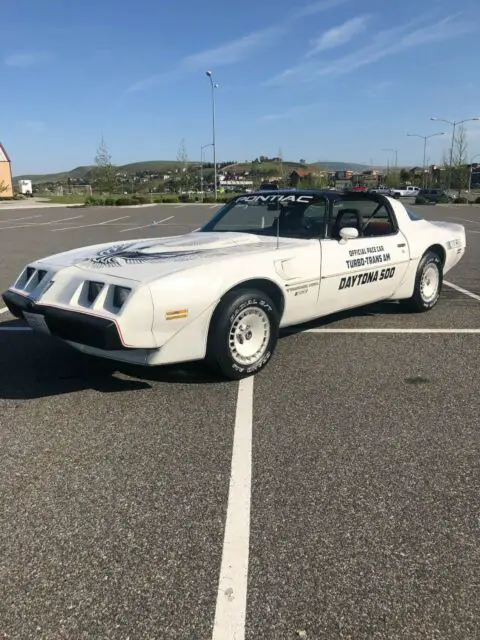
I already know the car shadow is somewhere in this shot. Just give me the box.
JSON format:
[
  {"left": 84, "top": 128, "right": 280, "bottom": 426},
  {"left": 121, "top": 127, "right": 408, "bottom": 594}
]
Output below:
[
  {"left": 279, "top": 300, "right": 404, "bottom": 336},
  {"left": 0, "top": 300, "right": 405, "bottom": 399},
  {"left": 0, "top": 322, "right": 230, "bottom": 400}
]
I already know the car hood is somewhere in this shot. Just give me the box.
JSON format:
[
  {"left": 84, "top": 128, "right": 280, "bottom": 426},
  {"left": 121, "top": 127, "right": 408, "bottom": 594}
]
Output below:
[{"left": 40, "top": 232, "right": 302, "bottom": 282}]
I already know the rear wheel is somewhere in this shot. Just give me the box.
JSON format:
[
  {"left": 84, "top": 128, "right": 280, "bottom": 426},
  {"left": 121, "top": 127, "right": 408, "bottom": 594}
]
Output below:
[
  {"left": 206, "top": 289, "right": 280, "bottom": 380},
  {"left": 401, "top": 250, "right": 443, "bottom": 312}
]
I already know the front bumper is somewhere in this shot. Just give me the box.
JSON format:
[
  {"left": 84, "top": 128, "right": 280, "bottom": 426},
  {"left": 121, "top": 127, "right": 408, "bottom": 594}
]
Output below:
[{"left": 2, "top": 290, "right": 130, "bottom": 351}]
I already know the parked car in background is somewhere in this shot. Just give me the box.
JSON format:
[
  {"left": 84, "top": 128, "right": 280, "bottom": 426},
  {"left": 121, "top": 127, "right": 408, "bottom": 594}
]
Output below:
[
  {"left": 369, "top": 185, "right": 390, "bottom": 194},
  {"left": 389, "top": 186, "right": 420, "bottom": 198},
  {"left": 416, "top": 188, "right": 454, "bottom": 203}
]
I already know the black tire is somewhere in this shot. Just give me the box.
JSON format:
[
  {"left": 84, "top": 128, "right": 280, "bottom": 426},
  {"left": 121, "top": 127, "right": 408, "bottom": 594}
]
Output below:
[
  {"left": 401, "top": 250, "right": 443, "bottom": 312},
  {"left": 206, "top": 288, "right": 280, "bottom": 380}
]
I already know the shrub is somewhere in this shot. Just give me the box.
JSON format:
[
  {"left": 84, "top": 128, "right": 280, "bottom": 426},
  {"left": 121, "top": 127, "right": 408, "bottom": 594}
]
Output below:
[
  {"left": 115, "top": 197, "right": 134, "bottom": 206},
  {"left": 132, "top": 194, "right": 151, "bottom": 204},
  {"left": 84, "top": 196, "right": 105, "bottom": 206},
  {"left": 161, "top": 195, "right": 180, "bottom": 203},
  {"left": 454, "top": 196, "right": 468, "bottom": 204},
  {"left": 475, "top": 196, "right": 480, "bottom": 204},
  {"left": 104, "top": 197, "right": 116, "bottom": 206},
  {"left": 437, "top": 194, "right": 451, "bottom": 204},
  {"left": 415, "top": 195, "right": 427, "bottom": 204}
]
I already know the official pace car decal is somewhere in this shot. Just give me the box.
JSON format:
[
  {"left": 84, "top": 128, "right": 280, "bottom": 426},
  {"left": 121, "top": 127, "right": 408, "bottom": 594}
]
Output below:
[{"left": 85, "top": 239, "right": 278, "bottom": 268}]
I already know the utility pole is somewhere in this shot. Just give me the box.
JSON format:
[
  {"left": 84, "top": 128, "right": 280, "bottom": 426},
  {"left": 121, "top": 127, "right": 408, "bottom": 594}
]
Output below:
[
  {"left": 406, "top": 132, "right": 445, "bottom": 189},
  {"left": 430, "top": 116, "right": 480, "bottom": 190},
  {"left": 206, "top": 71, "right": 219, "bottom": 200}
]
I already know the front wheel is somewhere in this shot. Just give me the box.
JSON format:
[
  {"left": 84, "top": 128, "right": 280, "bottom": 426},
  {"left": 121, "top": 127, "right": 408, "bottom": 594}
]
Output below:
[
  {"left": 401, "top": 250, "right": 443, "bottom": 312},
  {"left": 206, "top": 289, "right": 280, "bottom": 380}
]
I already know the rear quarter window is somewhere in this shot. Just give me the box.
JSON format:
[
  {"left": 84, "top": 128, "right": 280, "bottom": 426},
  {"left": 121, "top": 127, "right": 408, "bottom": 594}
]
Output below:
[{"left": 406, "top": 208, "right": 422, "bottom": 221}]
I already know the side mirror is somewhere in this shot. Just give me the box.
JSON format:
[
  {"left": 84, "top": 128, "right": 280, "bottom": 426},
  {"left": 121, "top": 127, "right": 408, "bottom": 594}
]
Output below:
[{"left": 339, "top": 227, "right": 359, "bottom": 242}]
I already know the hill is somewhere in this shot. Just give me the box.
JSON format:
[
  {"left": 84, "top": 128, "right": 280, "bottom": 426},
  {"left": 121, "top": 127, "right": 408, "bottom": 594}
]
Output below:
[
  {"left": 14, "top": 159, "right": 372, "bottom": 183},
  {"left": 13, "top": 160, "right": 191, "bottom": 184},
  {"left": 313, "top": 161, "right": 371, "bottom": 171}
]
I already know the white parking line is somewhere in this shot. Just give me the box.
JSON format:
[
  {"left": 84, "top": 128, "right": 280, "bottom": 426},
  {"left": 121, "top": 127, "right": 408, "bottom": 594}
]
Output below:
[
  {"left": 444, "top": 280, "right": 480, "bottom": 302},
  {"left": 0, "top": 214, "right": 43, "bottom": 224},
  {"left": 212, "top": 375, "right": 254, "bottom": 640},
  {"left": 119, "top": 216, "right": 175, "bottom": 233},
  {"left": 53, "top": 216, "right": 130, "bottom": 232},
  {"left": 303, "top": 328, "right": 480, "bottom": 333},
  {"left": 0, "top": 306, "right": 9, "bottom": 315},
  {"left": 0, "top": 215, "right": 85, "bottom": 230},
  {"left": 451, "top": 217, "right": 480, "bottom": 225}
]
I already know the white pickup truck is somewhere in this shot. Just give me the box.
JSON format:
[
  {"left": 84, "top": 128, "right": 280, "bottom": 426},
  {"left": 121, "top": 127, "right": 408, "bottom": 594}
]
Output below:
[{"left": 389, "top": 186, "right": 420, "bottom": 198}]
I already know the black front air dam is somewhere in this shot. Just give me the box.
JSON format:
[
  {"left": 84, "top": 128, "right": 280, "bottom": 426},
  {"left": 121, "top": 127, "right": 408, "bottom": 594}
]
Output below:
[{"left": 2, "top": 290, "right": 130, "bottom": 351}]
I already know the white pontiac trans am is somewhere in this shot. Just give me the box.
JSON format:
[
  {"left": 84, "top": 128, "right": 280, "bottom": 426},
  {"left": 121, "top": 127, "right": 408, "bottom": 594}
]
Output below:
[{"left": 2, "top": 190, "right": 466, "bottom": 379}]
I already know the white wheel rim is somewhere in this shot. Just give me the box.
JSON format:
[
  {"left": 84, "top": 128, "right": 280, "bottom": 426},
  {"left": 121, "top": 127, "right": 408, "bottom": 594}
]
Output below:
[
  {"left": 229, "top": 306, "right": 270, "bottom": 365},
  {"left": 421, "top": 263, "right": 440, "bottom": 302}
]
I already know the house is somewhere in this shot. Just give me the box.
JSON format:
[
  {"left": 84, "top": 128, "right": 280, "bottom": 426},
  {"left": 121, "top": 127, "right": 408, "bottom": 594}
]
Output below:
[
  {"left": 289, "top": 168, "right": 320, "bottom": 187},
  {"left": 0, "top": 142, "right": 14, "bottom": 198}
]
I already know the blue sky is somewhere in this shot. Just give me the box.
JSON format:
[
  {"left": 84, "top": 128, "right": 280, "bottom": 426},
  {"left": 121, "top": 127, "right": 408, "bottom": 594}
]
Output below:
[{"left": 1, "top": 0, "right": 480, "bottom": 175}]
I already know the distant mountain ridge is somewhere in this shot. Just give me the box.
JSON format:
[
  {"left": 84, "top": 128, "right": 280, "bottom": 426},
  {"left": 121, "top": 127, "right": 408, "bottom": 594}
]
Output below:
[{"left": 14, "top": 159, "right": 372, "bottom": 183}]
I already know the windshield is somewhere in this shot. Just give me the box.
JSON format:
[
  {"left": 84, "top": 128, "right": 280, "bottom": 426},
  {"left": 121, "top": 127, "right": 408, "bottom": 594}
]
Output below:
[{"left": 200, "top": 193, "right": 328, "bottom": 239}]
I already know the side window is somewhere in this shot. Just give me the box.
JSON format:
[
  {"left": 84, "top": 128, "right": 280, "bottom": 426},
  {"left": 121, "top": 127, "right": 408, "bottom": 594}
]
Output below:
[
  {"left": 329, "top": 198, "right": 396, "bottom": 239},
  {"left": 302, "top": 200, "right": 327, "bottom": 236},
  {"left": 279, "top": 197, "right": 328, "bottom": 239}
]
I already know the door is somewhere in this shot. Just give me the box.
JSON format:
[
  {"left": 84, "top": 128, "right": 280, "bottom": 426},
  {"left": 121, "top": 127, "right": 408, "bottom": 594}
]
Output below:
[{"left": 318, "top": 195, "right": 410, "bottom": 316}]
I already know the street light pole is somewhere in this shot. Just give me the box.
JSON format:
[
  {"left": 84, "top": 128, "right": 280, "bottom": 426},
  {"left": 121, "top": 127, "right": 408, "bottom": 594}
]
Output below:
[
  {"left": 406, "top": 132, "right": 445, "bottom": 189},
  {"left": 206, "top": 71, "right": 219, "bottom": 201},
  {"left": 430, "top": 116, "right": 480, "bottom": 191},
  {"left": 382, "top": 148, "right": 398, "bottom": 186},
  {"left": 200, "top": 143, "right": 213, "bottom": 201},
  {"left": 468, "top": 153, "right": 480, "bottom": 192}
]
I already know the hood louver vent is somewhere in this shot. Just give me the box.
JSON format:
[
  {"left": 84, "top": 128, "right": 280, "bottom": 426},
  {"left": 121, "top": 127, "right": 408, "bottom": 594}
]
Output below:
[{"left": 87, "top": 281, "right": 104, "bottom": 303}]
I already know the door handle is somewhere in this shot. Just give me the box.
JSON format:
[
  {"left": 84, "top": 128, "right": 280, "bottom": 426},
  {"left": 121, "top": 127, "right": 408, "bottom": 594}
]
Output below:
[{"left": 397, "top": 243, "right": 406, "bottom": 247}]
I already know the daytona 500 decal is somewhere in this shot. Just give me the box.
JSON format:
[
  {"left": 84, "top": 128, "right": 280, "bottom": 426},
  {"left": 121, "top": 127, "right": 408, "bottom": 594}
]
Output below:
[{"left": 338, "top": 267, "right": 396, "bottom": 289}]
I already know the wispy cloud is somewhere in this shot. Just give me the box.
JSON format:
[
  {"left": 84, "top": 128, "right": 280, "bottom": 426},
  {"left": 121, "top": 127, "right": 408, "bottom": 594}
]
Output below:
[
  {"left": 127, "top": 26, "right": 284, "bottom": 92},
  {"left": 364, "top": 80, "right": 394, "bottom": 97},
  {"left": 4, "top": 51, "right": 54, "bottom": 67},
  {"left": 295, "top": 0, "right": 350, "bottom": 18},
  {"left": 23, "top": 120, "right": 46, "bottom": 133},
  {"left": 306, "top": 16, "right": 369, "bottom": 56},
  {"left": 266, "top": 14, "right": 472, "bottom": 86},
  {"left": 259, "top": 103, "right": 324, "bottom": 122}
]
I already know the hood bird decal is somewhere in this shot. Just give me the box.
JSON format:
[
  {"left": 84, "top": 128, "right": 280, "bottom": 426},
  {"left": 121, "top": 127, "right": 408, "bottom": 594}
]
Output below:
[{"left": 86, "top": 243, "right": 206, "bottom": 268}]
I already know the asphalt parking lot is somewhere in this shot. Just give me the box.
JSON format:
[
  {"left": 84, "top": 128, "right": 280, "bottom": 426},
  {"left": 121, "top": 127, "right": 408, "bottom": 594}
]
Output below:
[{"left": 1, "top": 201, "right": 479, "bottom": 639}]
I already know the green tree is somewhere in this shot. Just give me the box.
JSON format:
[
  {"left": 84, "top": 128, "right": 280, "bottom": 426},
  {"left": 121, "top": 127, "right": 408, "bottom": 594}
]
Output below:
[
  {"left": 93, "top": 136, "right": 119, "bottom": 193},
  {"left": 450, "top": 124, "right": 469, "bottom": 194},
  {"left": 176, "top": 139, "right": 193, "bottom": 193}
]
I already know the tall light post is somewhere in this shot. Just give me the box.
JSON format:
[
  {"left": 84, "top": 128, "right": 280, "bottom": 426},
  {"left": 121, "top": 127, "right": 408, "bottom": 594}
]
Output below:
[
  {"left": 406, "top": 132, "right": 445, "bottom": 188},
  {"left": 200, "top": 143, "right": 213, "bottom": 201},
  {"left": 468, "top": 153, "right": 480, "bottom": 192},
  {"left": 430, "top": 116, "right": 480, "bottom": 190},
  {"left": 383, "top": 148, "right": 398, "bottom": 168},
  {"left": 206, "top": 71, "right": 219, "bottom": 200}
]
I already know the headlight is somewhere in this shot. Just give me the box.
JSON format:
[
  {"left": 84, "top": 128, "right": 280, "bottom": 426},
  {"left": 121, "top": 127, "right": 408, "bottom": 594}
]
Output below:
[{"left": 113, "top": 286, "right": 131, "bottom": 308}]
